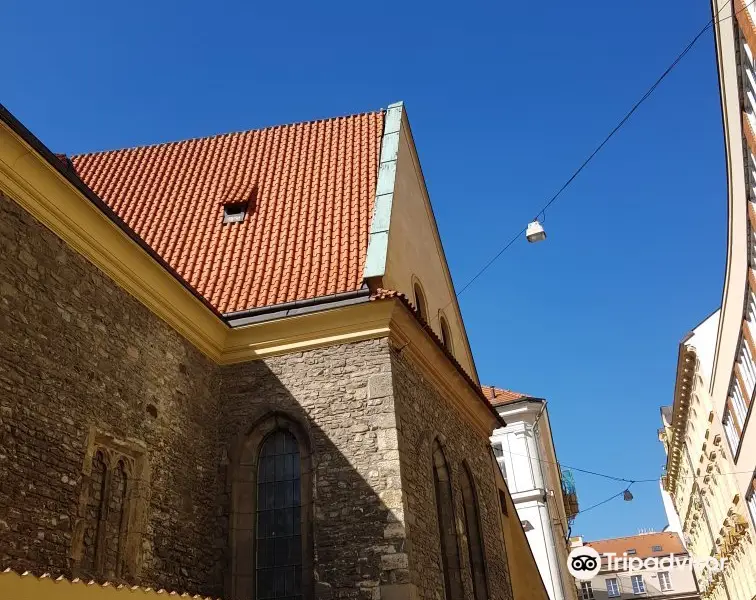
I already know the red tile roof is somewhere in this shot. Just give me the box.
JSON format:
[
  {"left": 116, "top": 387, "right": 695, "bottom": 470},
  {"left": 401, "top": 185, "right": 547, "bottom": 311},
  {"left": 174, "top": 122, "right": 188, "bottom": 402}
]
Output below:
[
  {"left": 585, "top": 532, "right": 686, "bottom": 559},
  {"left": 70, "top": 111, "right": 384, "bottom": 314},
  {"left": 480, "top": 385, "right": 530, "bottom": 406}
]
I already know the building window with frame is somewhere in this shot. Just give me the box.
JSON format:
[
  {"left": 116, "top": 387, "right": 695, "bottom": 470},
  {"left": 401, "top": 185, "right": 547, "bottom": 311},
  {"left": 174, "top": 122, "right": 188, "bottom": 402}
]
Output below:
[
  {"left": 256, "top": 429, "right": 302, "bottom": 600},
  {"left": 741, "top": 39, "right": 756, "bottom": 132},
  {"left": 414, "top": 281, "right": 428, "bottom": 321},
  {"left": 631, "top": 574, "right": 646, "bottom": 595},
  {"left": 432, "top": 438, "right": 464, "bottom": 600},
  {"left": 606, "top": 577, "right": 620, "bottom": 597},
  {"left": 748, "top": 289, "right": 756, "bottom": 337},
  {"left": 439, "top": 315, "right": 453, "bottom": 353},
  {"left": 723, "top": 407, "right": 740, "bottom": 455},
  {"left": 459, "top": 463, "right": 489, "bottom": 600},
  {"left": 492, "top": 442, "right": 507, "bottom": 483},
  {"left": 746, "top": 478, "right": 756, "bottom": 526},
  {"left": 580, "top": 581, "right": 594, "bottom": 599},
  {"left": 658, "top": 570, "right": 672, "bottom": 591},
  {"left": 742, "top": 337, "right": 756, "bottom": 397},
  {"left": 230, "top": 415, "right": 312, "bottom": 600},
  {"left": 498, "top": 490, "right": 508, "bottom": 517},
  {"left": 730, "top": 378, "right": 748, "bottom": 426}
]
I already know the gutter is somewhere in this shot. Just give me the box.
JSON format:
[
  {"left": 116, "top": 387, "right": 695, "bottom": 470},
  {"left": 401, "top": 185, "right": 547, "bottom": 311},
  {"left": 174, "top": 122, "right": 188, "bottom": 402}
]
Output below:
[{"left": 223, "top": 288, "right": 372, "bottom": 327}]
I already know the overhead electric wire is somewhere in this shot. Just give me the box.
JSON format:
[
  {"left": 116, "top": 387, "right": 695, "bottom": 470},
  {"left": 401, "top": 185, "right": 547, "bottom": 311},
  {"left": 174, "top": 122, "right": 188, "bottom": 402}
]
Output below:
[
  {"left": 498, "top": 446, "right": 756, "bottom": 487},
  {"left": 429, "top": 0, "right": 756, "bottom": 328},
  {"left": 577, "top": 484, "right": 635, "bottom": 516},
  {"left": 439, "top": 1, "right": 756, "bottom": 522}
]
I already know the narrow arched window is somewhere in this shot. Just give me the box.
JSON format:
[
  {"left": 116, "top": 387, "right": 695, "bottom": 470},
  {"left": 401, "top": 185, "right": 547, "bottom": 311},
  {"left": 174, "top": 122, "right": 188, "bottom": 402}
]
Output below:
[
  {"left": 257, "top": 429, "right": 302, "bottom": 600},
  {"left": 460, "top": 464, "right": 489, "bottom": 600},
  {"left": 82, "top": 450, "right": 107, "bottom": 574},
  {"left": 440, "top": 316, "right": 453, "bottom": 352},
  {"left": 107, "top": 460, "right": 128, "bottom": 578},
  {"left": 414, "top": 282, "right": 428, "bottom": 321},
  {"left": 432, "top": 439, "right": 463, "bottom": 600},
  {"left": 231, "top": 416, "right": 312, "bottom": 600}
]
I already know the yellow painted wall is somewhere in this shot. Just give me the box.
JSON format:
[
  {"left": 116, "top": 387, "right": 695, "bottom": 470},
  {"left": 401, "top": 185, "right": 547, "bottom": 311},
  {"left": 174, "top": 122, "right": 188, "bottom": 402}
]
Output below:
[
  {"left": 491, "top": 456, "right": 550, "bottom": 600},
  {"left": 382, "top": 114, "right": 477, "bottom": 380}
]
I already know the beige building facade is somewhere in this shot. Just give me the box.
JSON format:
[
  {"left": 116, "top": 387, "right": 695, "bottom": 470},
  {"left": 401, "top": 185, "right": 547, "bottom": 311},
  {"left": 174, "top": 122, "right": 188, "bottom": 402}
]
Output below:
[
  {"left": 659, "top": 310, "right": 756, "bottom": 599},
  {"left": 658, "top": 0, "right": 756, "bottom": 597}
]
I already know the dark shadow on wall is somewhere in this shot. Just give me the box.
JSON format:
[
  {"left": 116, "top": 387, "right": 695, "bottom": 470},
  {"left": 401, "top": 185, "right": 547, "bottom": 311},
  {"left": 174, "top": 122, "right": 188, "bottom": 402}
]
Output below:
[
  {"left": 215, "top": 343, "right": 407, "bottom": 600},
  {"left": 0, "top": 194, "right": 402, "bottom": 598}
]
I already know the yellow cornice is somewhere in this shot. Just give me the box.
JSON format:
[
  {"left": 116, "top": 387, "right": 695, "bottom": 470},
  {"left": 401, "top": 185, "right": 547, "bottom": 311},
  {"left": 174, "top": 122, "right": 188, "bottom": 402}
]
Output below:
[
  {"left": 0, "top": 123, "right": 228, "bottom": 361},
  {"left": 223, "top": 301, "right": 394, "bottom": 363},
  {"left": 665, "top": 345, "right": 697, "bottom": 493},
  {"left": 386, "top": 301, "right": 499, "bottom": 437},
  {"left": 0, "top": 119, "right": 499, "bottom": 437}
]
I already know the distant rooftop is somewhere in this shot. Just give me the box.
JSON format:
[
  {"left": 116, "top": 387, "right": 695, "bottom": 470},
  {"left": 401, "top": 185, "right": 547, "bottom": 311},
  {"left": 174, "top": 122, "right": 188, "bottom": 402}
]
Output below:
[
  {"left": 585, "top": 531, "right": 686, "bottom": 559},
  {"left": 480, "top": 385, "right": 535, "bottom": 407}
]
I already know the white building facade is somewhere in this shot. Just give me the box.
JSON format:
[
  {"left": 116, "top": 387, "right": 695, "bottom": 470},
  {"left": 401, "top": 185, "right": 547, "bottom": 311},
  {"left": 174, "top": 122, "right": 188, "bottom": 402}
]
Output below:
[{"left": 483, "top": 387, "right": 578, "bottom": 600}]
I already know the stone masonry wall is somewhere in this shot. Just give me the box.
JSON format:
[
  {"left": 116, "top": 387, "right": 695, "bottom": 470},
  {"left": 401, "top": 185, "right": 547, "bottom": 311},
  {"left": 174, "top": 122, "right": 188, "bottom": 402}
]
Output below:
[
  {"left": 218, "top": 338, "right": 408, "bottom": 600},
  {"left": 0, "top": 187, "right": 514, "bottom": 600},
  {"left": 390, "top": 348, "right": 514, "bottom": 600},
  {"left": 0, "top": 191, "right": 222, "bottom": 595}
]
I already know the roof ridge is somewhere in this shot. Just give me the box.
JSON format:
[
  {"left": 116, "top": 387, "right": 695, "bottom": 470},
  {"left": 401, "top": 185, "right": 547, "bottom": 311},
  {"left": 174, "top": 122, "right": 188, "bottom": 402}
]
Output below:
[{"left": 70, "top": 107, "right": 388, "bottom": 158}]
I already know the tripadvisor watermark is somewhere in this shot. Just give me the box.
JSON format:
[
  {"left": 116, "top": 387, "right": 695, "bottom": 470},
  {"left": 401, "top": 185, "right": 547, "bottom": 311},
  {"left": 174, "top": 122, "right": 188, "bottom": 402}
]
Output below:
[
  {"left": 567, "top": 546, "right": 726, "bottom": 581},
  {"left": 604, "top": 552, "right": 726, "bottom": 573}
]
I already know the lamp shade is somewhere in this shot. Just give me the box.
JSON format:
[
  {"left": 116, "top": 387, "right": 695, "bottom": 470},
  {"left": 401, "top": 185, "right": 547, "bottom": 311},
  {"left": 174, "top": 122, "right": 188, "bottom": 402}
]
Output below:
[{"left": 526, "top": 220, "right": 546, "bottom": 243}]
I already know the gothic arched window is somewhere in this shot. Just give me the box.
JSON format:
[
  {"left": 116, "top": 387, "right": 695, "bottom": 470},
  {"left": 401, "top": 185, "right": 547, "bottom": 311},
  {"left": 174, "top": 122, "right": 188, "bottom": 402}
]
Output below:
[
  {"left": 414, "top": 281, "right": 428, "bottom": 321},
  {"left": 432, "top": 439, "right": 463, "bottom": 600},
  {"left": 256, "top": 430, "right": 302, "bottom": 599},
  {"left": 440, "top": 316, "right": 453, "bottom": 353},
  {"left": 231, "top": 415, "right": 312, "bottom": 600},
  {"left": 460, "top": 463, "right": 489, "bottom": 600}
]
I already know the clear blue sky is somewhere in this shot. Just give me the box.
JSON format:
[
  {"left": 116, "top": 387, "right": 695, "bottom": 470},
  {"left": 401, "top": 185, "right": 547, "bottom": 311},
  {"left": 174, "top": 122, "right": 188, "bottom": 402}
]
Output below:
[{"left": 2, "top": 0, "right": 726, "bottom": 541}]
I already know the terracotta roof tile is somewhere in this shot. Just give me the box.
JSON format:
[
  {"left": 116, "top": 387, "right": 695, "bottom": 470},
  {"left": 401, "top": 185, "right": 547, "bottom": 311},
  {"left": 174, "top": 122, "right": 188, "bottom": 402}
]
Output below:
[
  {"left": 70, "top": 111, "right": 385, "bottom": 314},
  {"left": 480, "top": 385, "right": 530, "bottom": 406},
  {"left": 585, "top": 532, "right": 686, "bottom": 559}
]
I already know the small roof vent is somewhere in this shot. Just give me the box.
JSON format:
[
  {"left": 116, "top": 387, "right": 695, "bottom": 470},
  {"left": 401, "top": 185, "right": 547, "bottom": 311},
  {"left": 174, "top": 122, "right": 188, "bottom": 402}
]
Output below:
[{"left": 223, "top": 201, "right": 249, "bottom": 224}]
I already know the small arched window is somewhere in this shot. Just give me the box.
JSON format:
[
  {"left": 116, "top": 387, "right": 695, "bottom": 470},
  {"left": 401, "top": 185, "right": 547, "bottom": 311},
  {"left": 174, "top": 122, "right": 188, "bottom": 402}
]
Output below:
[
  {"left": 440, "top": 316, "right": 453, "bottom": 352},
  {"left": 432, "top": 439, "right": 463, "bottom": 600},
  {"left": 460, "top": 464, "right": 489, "bottom": 600},
  {"left": 414, "top": 281, "right": 428, "bottom": 321}
]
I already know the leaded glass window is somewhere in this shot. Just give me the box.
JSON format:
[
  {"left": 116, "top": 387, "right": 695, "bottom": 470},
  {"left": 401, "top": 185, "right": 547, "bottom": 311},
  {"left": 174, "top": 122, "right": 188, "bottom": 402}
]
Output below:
[{"left": 256, "top": 430, "right": 302, "bottom": 600}]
